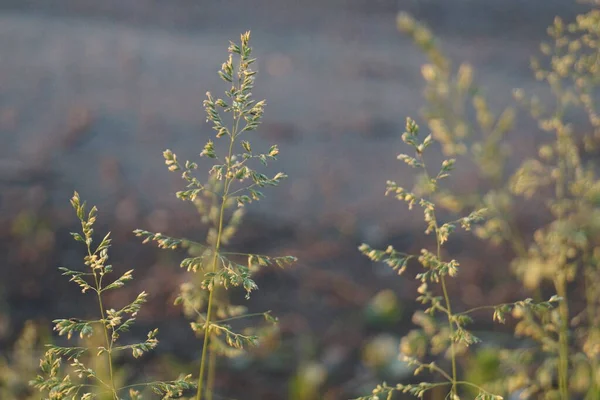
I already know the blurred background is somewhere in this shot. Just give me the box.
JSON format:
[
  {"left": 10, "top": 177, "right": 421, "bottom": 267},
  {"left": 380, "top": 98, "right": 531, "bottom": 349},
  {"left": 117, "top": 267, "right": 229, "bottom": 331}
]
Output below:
[{"left": 0, "top": 0, "right": 590, "bottom": 399}]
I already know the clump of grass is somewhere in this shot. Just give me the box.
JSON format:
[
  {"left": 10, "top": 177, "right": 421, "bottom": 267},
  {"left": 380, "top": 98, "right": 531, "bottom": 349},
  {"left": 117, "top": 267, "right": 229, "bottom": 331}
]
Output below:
[
  {"left": 356, "top": 119, "right": 558, "bottom": 400},
  {"left": 133, "top": 32, "right": 296, "bottom": 400},
  {"left": 396, "top": 4, "right": 600, "bottom": 399},
  {"left": 31, "top": 192, "right": 194, "bottom": 399},
  {"left": 1, "top": 321, "right": 43, "bottom": 400},
  {"left": 493, "top": 7, "right": 600, "bottom": 398}
]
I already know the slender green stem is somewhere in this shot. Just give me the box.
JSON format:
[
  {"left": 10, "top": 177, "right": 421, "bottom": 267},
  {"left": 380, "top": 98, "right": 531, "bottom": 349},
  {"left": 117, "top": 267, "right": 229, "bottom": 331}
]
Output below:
[
  {"left": 454, "top": 381, "right": 498, "bottom": 395},
  {"left": 554, "top": 276, "right": 570, "bottom": 400},
  {"left": 196, "top": 187, "right": 227, "bottom": 400},
  {"left": 120, "top": 381, "right": 182, "bottom": 390},
  {"left": 88, "top": 245, "right": 118, "bottom": 400},
  {"left": 456, "top": 304, "right": 501, "bottom": 316},
  {"left": 219, "top": 251, "right": 257, "bottom": 257},
  {"left": 215, "top": 312, "right": 268, "bottom": 324},
  {"left": 457, "top": 299, "right": 543, "bottom": 317},
  {"left": 585, "top": 263, "right": 600, "bottom": 399},
  {"left": 196, "top": 118, "right": 239, "bottom": 400},
  {"left": 206, "top": 285, "right": 220, "bottom": 400},
  {"left": 229, "top": 182, "right": 259, "bottom": 197},
  {"left": 551, "top": 109, "right": 571, "bottom": 400},
  {"left": 419, "top": 152, "right": 458, "bottom": 396},
  {"left": 95, "top": 291, "right": 118, "bottom": 400},
  {"left": 206, "top": 342, "right": 217, "bottom": 400},
  {"left": 440, "top": 275, "right": 457, "bottom": 396}
]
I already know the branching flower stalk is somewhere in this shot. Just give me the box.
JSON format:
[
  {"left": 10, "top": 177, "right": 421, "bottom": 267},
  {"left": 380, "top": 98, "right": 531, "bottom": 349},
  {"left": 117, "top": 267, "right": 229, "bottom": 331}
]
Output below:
[
  {"left": 396, "top": 12, "right": 530, "bottom": 257},
  {"left": 31, "top": 192, "right": 194, "bottom": 399},
  {"left": 505, "top": 7, "right": 600, "bottom": 398},
  {"left": 357, "top": 119, "right": 559, "bottom": 400},
  {"left": 134, "top": 32, "right": 296, "bottom": 400}
]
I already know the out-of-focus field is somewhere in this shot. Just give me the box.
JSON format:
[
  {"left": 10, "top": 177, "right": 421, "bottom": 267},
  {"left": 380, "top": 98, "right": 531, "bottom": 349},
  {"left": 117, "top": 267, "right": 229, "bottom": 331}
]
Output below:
[{"left": 0, "top": 1, "right": 587, "bottom": 398}]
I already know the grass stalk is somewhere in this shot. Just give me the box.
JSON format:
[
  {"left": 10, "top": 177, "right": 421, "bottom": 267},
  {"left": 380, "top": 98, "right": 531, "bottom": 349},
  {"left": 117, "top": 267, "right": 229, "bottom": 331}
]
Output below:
[
  {"left": 196, "top": 113, "right": 239, "bottom": 400},
  {"left": 420, "top": 152, "right": 458, "bottom": 396},
  {"left": 206, "top": 343, "right": 217, "bottom": 400},
  {"left": 440, "top": 275, "right": 457, "bottom": 396},
  {"left": 89, "top": 239, "right": 118, "bottom": 400},
  {"left": 554, "top": 277, "right": 570, "bottom": 400},
  {"left": 585, "top": 263, "right": 600, "bottom": 399},
  {"left": 95, "top": 291, "right": 118, "bottom": 400}
]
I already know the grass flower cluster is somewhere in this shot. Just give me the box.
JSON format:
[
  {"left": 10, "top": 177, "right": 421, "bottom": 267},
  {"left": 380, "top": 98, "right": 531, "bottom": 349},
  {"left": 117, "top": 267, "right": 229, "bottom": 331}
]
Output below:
[
  {"left": 133, "top": 31, "right": 296, "bottom": 400},
  {"left": 31, "top": 193, "right": 194, "bottom": 399},
  {"left": 357, "top": 119, "right": 558, "bottom": 400}
]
